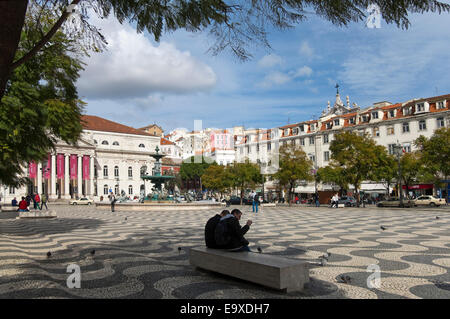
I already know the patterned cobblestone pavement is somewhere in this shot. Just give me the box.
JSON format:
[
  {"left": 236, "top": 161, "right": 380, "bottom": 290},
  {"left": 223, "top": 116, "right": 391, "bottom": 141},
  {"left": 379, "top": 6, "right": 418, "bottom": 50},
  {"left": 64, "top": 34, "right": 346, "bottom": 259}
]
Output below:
[{"left": 1, "top": 205, "right": 449, "bottom": 299}]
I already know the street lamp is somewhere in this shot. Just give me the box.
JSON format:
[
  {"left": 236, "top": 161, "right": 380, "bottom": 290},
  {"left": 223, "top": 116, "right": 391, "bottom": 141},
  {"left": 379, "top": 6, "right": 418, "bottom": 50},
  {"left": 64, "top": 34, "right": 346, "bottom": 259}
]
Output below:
[{"left": 393, "top": 141, "right": 404, "bottom": 207}]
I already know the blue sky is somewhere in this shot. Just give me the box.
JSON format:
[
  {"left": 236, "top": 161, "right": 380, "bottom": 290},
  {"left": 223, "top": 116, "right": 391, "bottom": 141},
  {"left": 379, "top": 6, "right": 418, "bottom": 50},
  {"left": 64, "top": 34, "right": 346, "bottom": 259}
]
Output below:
[{"left": 76, "top": 8, "right": 450, "bottom": 133}]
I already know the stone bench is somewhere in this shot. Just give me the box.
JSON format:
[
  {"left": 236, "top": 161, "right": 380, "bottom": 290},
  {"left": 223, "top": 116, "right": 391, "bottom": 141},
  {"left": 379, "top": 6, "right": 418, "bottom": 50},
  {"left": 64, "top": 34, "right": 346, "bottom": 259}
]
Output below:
[
  {"left": 0, "top": 206, "right": 18, "bottom": 212},
  {"left": 189, "top": 247, "right": 309, "bottom": 293},
  {"left": 18, "top": 210, "right": 57, "bottom": 219}
]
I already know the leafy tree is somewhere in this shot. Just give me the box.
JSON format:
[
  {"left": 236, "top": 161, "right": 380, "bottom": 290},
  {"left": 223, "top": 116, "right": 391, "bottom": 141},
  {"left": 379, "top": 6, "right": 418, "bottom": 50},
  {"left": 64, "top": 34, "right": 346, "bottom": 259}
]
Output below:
[
  {"left": 316, "top": 163, "right": 348, "bottom": 195},
  {"left": 2, "top": 0, "right": 450, "bottom": 99},
  {"left": 179, "top": 155, "right": 214, "bottom": 192},
  {"left": 329, "top": 131, "right": 386, "bottom": 205},
  {"left": 201, "top": 164, "right": 232, "bottom": 197},
  {"left": 272, "top": 143, "right": 313, "bottom": 206},
  {"left": 372, "top": 149, "right": 397, "bottom": 198},
  {"left": 400, "top": 151, "right": 425, "bottom": 197},
  {"left": 227, "top": 160, "right": 262, "bottom": 205},
  {"left": 0, "top": 8, "right": 84, "bottom": 186},
  {"left": 415, "top": 127, "right": 450, "bottom": 186}
]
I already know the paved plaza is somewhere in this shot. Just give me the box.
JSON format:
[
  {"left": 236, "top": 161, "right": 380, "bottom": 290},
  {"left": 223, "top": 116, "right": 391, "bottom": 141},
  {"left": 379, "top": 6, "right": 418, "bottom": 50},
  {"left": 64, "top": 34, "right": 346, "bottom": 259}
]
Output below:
[{"left": 1, "top": 205, "right": 450, "bottom": 299}]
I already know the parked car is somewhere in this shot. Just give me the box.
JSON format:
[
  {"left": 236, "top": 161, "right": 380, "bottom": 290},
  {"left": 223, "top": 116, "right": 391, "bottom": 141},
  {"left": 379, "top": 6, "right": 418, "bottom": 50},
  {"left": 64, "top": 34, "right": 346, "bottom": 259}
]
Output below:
[
  {"left": 69, "top": 197, "right": 94, "bottom": 205},
  {"left": 338, "top": 196, "right": 357, "bottom": 207},
  {"left": 413, "top": 195, "right": 446, "bottom": 207},
  {"left": 222, "top": 196, "right": 250, "bottom": 205},
  {"left": 376, "top": 197, "right": 414, "bottom": 208}
]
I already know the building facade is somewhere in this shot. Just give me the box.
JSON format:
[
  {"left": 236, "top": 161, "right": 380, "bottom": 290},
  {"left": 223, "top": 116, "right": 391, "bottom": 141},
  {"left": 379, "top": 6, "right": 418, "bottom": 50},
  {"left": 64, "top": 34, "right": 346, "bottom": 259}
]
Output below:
[{"left": 2, "top": 115, "right": 161, "bottom": 203}]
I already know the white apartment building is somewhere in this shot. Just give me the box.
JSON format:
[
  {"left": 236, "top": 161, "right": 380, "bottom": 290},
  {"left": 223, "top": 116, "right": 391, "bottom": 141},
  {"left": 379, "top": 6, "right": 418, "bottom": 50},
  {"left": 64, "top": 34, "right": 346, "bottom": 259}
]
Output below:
[{"left": 236, "top": 91, "right": 450, "bottom": 196}]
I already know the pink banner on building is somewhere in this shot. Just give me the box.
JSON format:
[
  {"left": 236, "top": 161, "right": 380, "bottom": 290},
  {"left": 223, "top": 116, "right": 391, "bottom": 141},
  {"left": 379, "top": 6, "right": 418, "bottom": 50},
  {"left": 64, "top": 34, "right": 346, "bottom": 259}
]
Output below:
[
  {"left": 70, "top": 155, "right": 77, "bottom": 180},
  {"left": 83, "top": 155, "right": 90, "bottom": 180},
  {"left": 29, "top": 161, "right": 37, "bottom": 178},
  {"left": 57, "top": 154, "right": 64, "bottom": 179},
  {"left": 43, "top": 154, "right": 51, "bottom": 180}
]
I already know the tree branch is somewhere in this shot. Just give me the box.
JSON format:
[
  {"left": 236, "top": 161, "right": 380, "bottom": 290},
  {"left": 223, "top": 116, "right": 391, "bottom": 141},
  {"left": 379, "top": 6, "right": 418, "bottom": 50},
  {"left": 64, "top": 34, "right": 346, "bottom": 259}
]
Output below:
[{"left": 11, "top": 0, "right": 81, "bottom": 70}]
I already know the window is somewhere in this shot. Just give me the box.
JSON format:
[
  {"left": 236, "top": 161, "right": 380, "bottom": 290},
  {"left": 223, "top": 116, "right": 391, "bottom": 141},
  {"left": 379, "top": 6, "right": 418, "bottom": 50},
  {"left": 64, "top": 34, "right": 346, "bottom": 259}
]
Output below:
[
  {"left": 372, "top": 112, "right": 379, "bottom": 119},
  {"left": 256, "top": 144, "right": 260, "bottom": 152},
  {"left": 115, "top": 185, "right": 119, "bottom": 195},
  {"left": 416, "top": 103, "right": 425, "bottom": 112},
  {"left": 292, "top": 128, "right": 299, "bottom": 135},
  {"left": 309, "top": 136, "right": 315, "bottom": 145},
  {"left": 403, "top": 144, "right": 411, "bottom": 153},
  {"left": 324, "top": 151, "right": 330, "bottom": 162},
  {"left": 402, "top": 122, "right": 410, "bottom": 133},
  {"left": 389, "top": 110, "right": 395, "bottom": 118},
  {"left": 94, "top": 165, "right": 98, "bottom": 178},
  {"left": 437, "top": 101, "right": 445, "bottom": 109},
  {"left": 326, "top": 122, "right": 332, "bottom": 129},
  {"left": 309, "top": 155, "right": 316, "bottom": 163},
  {"left": 103, "top": 165, "right": 108, "bottom": 177},
  {"left": 101, "top": 140, "right": 109, "bottom": 145},
  {"left": 403, "top": 107, "right": 412, "bottom": 116},
  {"left": 246, "top": 145, "right": 250, "bottom": 154},
  {"left": 284, "top": 129, "right": 289, "bottom": 136},
  {"left": 128, "top": 185, "right": 133, "bottom": 195},
  {"left": 419, "top": 120, "right": 427, "bottom": 131},
  {"left": 388, "top": 144, "right": 396, "bottom": 155},
  {"left": 103, "top": 185, "right": 109, "bottom": 195},
  {"left": 349, "top": 118, "right": 355, "bottom": 124},
  {"left": 112, "top": 141, "right": 119, "bottom": 146},
  {"left": 114, "top": 166, "right": 119, "bottom": 177},
  {"left": 373, "top": 127, "right": 380, "bottom": 137},
  {"left": 300, "top": 138, "right": 305, "bottom": 146},
  {"left": 361, "top": 115, "right": 369, "bottom": 122},
  {"left": 387, "top": 126, "right": 395, "bottom": 135},
  {"left": 437, "top": 117, "right": 445, "bottom": 128},
  {"left": 9, "top": 186, "right": 15, "bottom": 194},
  {"left": 267, "top": 143, "right": 272, "bottom": 151},
  {"left": 323, "top": 134, "right": 329, "bottom": 144},
  {"left": 128, "top": 166, "right": 133, "bottom": 178},
  {"left": 358, "top": 129, "right": 365, "bottom": 136},
  {"left": 139, "top": 144, "right": 145, "bottom": 148},
  {"left": 299, "top": 125, "right": 305, "bottom": 132},
  {"left": 334, "top": 119, "right": 340, "bottom": 126}
]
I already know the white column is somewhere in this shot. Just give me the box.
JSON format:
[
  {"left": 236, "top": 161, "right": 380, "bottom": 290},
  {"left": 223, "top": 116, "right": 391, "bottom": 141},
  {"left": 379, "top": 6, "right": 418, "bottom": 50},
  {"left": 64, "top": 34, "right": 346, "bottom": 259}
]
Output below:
[
  {"left": 64, "top": 154, "right": 70, "bottom": 199},
  {"left": 50, "top": 154, "right": 57, "bottom": 199},
  {"left": 77, "top": 155, "right": 83, "bottom": 197},
  {"left": 90, "top": 156, "right": 95, "bottom": 198},
  {"left": 37, "top": 162, "right": 43, "bottom": 195}
]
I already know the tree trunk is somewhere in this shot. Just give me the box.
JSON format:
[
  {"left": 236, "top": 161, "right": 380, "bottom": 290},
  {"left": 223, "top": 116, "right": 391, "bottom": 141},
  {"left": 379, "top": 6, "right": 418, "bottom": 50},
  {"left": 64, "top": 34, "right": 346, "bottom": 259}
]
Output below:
[{"left": 0, "top": 0, "right": 29, "bottom": 100}]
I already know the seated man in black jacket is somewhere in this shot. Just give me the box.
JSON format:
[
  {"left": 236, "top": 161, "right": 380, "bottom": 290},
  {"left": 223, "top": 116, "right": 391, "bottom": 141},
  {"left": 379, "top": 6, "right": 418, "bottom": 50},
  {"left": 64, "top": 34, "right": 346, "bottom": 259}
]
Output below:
[
  {"left": 217, "top": 209, "right": 253, "bottom": 252},
  {"left": 204, "top": 210, "right": 230, "bottom": 248}
]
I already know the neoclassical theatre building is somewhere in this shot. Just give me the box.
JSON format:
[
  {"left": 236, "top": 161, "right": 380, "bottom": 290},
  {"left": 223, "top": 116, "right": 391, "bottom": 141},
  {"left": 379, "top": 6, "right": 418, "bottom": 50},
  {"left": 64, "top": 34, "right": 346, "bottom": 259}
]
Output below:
[{"left": 2, "top": 115, "right": 160, "bottom": 202}]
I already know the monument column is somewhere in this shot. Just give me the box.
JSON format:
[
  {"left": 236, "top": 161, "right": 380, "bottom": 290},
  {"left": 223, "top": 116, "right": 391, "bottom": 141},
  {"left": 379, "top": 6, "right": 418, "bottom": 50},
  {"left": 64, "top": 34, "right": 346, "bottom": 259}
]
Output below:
[
  {"left": 64, "top": 154, "right": 70, "bottom": 199},
  {"left": 90, "top": 155, "right": 95, "bottom": 198},
  {"left": 77, "top": 154, "right": 83, "bottom": 196},
  {"left": 50, "top": 154, "right": 57, "bottom": 199},
  {"left": 37, "top": 162, "right": 42, "bottom": 195}
]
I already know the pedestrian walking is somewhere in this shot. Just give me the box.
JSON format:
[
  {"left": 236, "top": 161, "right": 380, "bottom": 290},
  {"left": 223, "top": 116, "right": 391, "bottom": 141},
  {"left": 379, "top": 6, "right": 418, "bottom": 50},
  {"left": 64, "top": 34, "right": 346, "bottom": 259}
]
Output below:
[
  {"left": 40, "top": 193, "right": 48, "bottom": 210},
  {"left": 110, "top": 193, "right": 116, "bottom": 212},
  {"left": 34, "top": 193, "right": 41, "bottom": 210},
  {"left": 251, "top": 191, "right": 259, "bottom": 213}
]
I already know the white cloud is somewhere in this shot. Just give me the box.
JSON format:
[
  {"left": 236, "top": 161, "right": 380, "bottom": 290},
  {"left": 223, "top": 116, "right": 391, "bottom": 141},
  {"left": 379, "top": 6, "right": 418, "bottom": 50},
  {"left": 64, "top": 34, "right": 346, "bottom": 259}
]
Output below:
[
  {"left": 77, "top": 16, "right": 217, "bottom": 100},
  {"left": 299, "top": 41, "right": 314, "bottom": 58},
  {"left": 257, "top": 71, "right": 291, "bottom": 88},
  {"left": 257, "top": 54, "right": 283, "bottom": 68},
  {"left": 294, "top": 66, "right": 313, "bottom": 77}
]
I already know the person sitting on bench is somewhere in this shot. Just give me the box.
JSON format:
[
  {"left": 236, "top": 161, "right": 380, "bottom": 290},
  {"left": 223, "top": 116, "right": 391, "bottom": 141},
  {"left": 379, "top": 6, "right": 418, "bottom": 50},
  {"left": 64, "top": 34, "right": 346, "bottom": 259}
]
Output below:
[
  {"left": 215, "top": 209, "right": 253, "bottom": 252},
  {"left": 204, "top": 210, "right": 229, "bottom": 248}
]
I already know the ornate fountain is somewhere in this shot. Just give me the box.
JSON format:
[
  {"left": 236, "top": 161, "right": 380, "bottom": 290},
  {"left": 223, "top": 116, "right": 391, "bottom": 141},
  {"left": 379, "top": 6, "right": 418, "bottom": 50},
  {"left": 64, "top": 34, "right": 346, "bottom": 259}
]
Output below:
[{"left": 140, "top": 146, "right": 175, "bottom": 201}]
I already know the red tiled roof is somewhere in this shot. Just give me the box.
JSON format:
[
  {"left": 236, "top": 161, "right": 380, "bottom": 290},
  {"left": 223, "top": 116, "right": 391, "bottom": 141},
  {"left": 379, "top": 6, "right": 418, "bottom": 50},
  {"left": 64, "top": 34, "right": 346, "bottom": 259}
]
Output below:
[
  {"left": 81, "top": 115, "right": 153, "bottom": 137},
  {"left": 160, "top": 137, "right": 174, "bottom": 145}
]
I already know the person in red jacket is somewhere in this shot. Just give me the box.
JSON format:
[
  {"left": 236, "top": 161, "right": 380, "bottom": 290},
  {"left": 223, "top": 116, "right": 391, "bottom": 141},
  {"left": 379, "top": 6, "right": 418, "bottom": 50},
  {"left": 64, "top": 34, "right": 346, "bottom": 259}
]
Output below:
[
  {"left": 18, "top": 197, "right": 29, "bottom": 212},
  {"left": 34, "top": 193, "right": 40, "bottom": 210}
]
